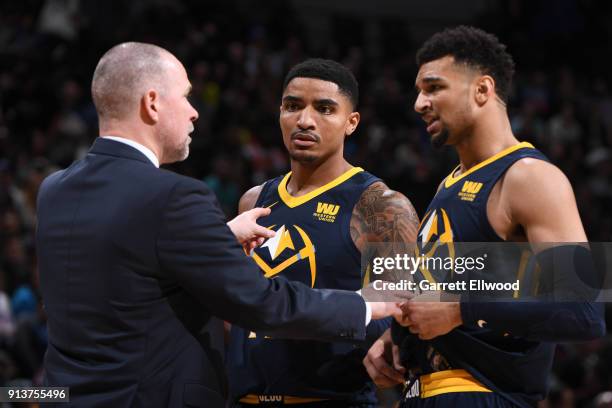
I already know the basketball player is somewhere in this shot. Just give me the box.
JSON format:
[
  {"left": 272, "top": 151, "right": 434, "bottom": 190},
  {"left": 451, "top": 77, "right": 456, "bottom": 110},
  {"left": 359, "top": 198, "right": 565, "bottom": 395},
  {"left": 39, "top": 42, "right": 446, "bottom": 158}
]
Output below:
[
  {"left": 363, "top": 26, "right": 605, "bottom": 407},
  {"left": 226, "top": 59, "right": 420, "bottom": 407}
]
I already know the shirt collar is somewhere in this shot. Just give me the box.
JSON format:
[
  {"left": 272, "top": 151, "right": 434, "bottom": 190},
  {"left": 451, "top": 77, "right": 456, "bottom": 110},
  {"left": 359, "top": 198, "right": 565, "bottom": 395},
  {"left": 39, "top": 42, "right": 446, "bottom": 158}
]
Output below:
[{"left": 101, "top": 136, "right": 160, "bottom": 168}]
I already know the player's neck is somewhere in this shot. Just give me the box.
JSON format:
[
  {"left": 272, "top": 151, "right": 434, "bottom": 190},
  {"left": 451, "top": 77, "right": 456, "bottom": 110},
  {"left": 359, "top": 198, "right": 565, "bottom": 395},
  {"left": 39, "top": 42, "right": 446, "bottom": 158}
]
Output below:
[
  {"left": 454, "top": 113, "right": 518, "bottom": 172},
  {"left": 287, "top": 156, "right": 352, "bottom": 197}
]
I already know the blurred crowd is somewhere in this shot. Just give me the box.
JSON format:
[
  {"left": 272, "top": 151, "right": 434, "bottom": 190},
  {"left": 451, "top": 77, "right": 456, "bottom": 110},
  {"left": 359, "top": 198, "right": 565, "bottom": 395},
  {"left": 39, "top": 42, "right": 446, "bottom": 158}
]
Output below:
[{"left": 1, "top": 0, "right": 611, "bottom": 406}]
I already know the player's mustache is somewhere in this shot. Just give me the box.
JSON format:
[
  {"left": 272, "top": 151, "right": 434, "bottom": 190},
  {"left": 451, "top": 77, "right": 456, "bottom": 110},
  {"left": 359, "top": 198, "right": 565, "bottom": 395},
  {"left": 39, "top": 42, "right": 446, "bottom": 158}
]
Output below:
[
  {"left": 291, "top": 131, "right": 320, "bottom": 142},
  {"left": 420, "top": 112, "right": 438, "bottom": 124}
]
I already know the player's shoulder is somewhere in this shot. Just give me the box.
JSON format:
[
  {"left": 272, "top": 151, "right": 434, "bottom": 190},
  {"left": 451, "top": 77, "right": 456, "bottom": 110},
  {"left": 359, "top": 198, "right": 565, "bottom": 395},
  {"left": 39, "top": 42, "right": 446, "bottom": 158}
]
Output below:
[
  {"left": 436, "top": 176, "right": 448, "bottom": 193},
  {"left": 502, "top": 157, "right": 575, "bottom": 216},
  {"left": 238, "top": 183, "right": 265, "bottom": 213},
  {"left": 350, "top": 180, "right": 419, "bottom": 247},
  {"left": 237, "top": 173, "right": 286, "bottom": 213},
  {"left": 360, "top": 180, "right": 392, "bottom": 197},
  {"left": 363, "top": 180, "right": 408, "bottom": 201},
  {"left": 504, "top": 157, "right": 570, "bottom": 191},
  {"left": 353, "top": 181, "right": 417, "bottom": 222}
]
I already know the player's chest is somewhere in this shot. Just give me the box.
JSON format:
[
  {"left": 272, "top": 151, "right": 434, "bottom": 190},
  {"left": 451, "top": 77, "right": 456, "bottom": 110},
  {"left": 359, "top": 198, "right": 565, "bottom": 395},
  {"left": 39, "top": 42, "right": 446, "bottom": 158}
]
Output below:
[
  {"left": 251, "top": 203, "right": 358, "bottom": 287},
  {"left": 420, "top": 180, "right": 492, "bottom": 242}
]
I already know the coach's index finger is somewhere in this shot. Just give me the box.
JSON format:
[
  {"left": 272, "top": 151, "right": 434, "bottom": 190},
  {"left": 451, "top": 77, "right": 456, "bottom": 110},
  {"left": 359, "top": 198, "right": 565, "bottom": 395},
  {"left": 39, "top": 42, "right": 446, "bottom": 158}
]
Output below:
[
  {"left": 246, "top": 206, "right": 271, "bottom": 220},
  {"left": 245, "top": 207, "right": 275, "bottom": 238},
  {"left": 251, "top": 224, "right": 275, "bottom": 239}
]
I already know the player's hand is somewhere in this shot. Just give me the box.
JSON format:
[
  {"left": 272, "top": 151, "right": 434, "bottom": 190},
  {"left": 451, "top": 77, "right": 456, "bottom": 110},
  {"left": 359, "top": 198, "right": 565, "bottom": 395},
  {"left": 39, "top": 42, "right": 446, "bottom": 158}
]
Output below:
[
  {"left": 363, "top": 328, "right": 405, "bottom": 388},
  {"left": 227, "top": 207, "right": 275, "bottom": 247},
  {"left": 395, "top": 295, "right": 462, "bottom": 340}
]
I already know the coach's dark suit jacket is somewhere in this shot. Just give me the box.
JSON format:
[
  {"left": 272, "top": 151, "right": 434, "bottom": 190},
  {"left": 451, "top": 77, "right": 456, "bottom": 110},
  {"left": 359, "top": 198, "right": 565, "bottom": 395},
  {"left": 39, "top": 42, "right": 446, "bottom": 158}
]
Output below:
[{"left": 36, "top": 138, "right": 367, "bottom": 407}]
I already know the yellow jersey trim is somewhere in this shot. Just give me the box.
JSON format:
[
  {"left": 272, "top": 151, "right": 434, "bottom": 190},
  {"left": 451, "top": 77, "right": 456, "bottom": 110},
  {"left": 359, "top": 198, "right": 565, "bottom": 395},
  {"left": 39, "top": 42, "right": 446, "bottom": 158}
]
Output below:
[
  {"left": 444, "top": 142, "right": 534, "bottom": 188},
  {"left": 278, "top": 167, "right": 364, "bottom": 208},
  {"left": 239, "top": 394, "right": 328, "bottom": 404},
  {"left": 420, "top": 369, "right": 492, "bottom": 398}
]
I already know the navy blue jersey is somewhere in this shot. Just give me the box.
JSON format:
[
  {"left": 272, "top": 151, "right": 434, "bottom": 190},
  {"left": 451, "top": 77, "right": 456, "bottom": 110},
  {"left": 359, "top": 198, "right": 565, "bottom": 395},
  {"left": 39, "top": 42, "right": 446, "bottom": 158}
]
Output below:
[
  {"left": 227, "top": 167, "right": 387, "bottom": 405},
  {"left": 401, "top": 142, "right": 554, "bottom": 408}
]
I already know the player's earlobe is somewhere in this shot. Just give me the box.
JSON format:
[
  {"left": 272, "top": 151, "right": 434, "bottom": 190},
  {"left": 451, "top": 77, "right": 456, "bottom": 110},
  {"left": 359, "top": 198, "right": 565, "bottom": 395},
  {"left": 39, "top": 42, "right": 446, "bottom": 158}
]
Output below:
[
  {"left": 346, "top": 112, "right": 360, "bottom": 136},
  {"left": 475, "top": 76, "right": 495, "bottom": 106}
]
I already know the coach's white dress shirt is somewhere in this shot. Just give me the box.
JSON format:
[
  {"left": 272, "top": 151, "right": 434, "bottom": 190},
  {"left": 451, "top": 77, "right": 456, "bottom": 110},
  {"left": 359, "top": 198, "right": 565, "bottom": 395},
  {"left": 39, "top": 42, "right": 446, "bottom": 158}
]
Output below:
[{"left": 102, "top": 135, "right": 160, "bottom": 168}]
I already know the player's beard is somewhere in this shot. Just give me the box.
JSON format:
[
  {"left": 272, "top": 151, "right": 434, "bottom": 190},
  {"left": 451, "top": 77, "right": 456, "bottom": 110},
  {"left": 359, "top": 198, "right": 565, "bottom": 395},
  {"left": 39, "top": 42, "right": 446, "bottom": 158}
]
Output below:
[
  {"left": 431, "top": 127, "right": 449, "bottom": 149},
  {"left": 289, "top": 150, "right": 318, "bottom": 164}
]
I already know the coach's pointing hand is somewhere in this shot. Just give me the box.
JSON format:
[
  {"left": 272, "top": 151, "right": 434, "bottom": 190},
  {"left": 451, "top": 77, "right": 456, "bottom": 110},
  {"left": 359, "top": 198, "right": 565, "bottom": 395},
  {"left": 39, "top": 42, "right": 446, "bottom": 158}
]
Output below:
[{"left": 227, "top": 207, "right": 276, "bottom": 248}]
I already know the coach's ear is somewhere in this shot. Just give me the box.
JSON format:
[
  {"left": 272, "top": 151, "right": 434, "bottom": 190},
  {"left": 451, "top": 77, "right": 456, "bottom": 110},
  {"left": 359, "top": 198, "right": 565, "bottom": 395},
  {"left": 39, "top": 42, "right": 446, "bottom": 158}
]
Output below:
[
  {"left": 345, "top": 112, "right": 360, "bottom": 137},
  {"left": 474, "top": 75, "right": 495, "bottom": 106},
  {"left": 141, "top": 89, "right": 160, "bottom": 124}
]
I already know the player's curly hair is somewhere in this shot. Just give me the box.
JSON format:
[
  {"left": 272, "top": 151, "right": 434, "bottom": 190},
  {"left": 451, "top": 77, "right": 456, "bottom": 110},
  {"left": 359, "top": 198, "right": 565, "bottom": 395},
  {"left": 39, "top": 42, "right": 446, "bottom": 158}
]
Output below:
[
  {"left": 283, "top": 58, "right": 359, "bottom": 109},
  {"left": 416, "top": 26, "right": 515, "bottom": 103}
]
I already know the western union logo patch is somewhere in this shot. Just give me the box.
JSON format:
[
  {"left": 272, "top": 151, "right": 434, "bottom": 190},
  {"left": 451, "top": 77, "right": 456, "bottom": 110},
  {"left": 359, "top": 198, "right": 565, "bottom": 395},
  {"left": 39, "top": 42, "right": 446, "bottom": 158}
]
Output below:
[
  {"left": 458, "top": 181, "right": 483, "bottom": 202},
  {"left": 313, "top": 202, "right": 340, "bottom": 222},
  {"left": 462, "top": 181, "right": 483, "bottom": 194},
  {"left": 317, "top": 202, "right": 340, "bottom": 215}
]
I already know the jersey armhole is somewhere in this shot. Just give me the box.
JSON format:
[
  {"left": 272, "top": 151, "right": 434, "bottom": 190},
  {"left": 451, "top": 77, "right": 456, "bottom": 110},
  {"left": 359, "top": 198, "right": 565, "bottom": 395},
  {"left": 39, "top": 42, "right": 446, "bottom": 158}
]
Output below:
[
  {"left": 253, "top": 180, "right": 273, "bottom": 208},
  {"left": 479, "top": 153, "right": 548, "bottom": 242}
]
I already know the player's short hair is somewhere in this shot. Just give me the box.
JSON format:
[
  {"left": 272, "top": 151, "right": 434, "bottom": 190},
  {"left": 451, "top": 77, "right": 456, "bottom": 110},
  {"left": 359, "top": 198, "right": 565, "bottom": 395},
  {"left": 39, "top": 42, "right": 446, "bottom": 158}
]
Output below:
[
  {"left": 416, "top": 26, "right": 515, "bottom": 103},
  {"left": 91, "top": 42, "right": 170, "bottom": 121},
  {"left": 283, "top": 58, "right": 359, "bottom": 109}
]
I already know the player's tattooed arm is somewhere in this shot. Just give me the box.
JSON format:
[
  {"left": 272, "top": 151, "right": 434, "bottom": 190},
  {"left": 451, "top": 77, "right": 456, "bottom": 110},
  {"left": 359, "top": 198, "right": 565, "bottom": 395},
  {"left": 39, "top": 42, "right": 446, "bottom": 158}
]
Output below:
[
  {"left": 351, "top": 182, "right": 419, "bottom": 248},
  {"left": 351, "top": 182, "right": 419, "bottom": 282}
]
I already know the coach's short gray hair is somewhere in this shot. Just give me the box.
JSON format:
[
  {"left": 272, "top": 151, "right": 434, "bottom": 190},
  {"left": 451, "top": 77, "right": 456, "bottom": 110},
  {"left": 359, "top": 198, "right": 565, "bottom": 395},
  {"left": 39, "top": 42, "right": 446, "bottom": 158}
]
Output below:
[{"left": 91, "top": 42, "right": 171, "bottom": 121}]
